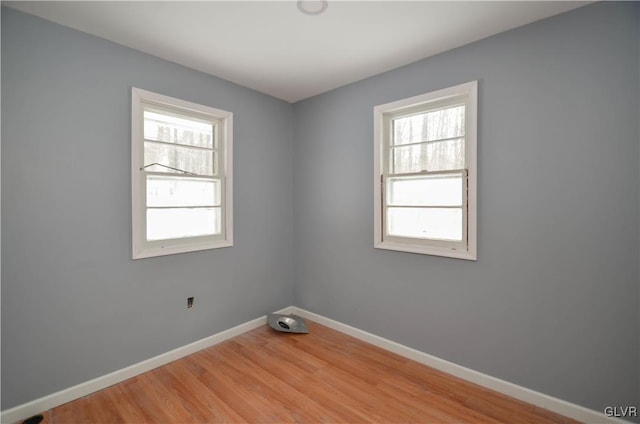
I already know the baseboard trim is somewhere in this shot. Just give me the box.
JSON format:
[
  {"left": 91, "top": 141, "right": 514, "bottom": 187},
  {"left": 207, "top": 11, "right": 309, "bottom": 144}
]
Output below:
[
  {"left": 0, "top": 306, "right": 294, "bottom": 424},
  {"left": 291, "top": 306, "right": 627, "bottom": 424},
  {"left": 2, "top": 305, "right": 627, "bottom": 424}
]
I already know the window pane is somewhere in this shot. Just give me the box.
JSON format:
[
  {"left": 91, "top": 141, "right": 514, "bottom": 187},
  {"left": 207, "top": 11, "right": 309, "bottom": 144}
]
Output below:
[
  {"left": 387, "top": 207, "right": 462, "bottom": 241},
  {"left": 147, "top": 176, "right": 220, "bottom": 207},
  {"left": 144, "top": 109, "right": 214, "bottom": 148},
  {"left": 391, "top": 138, "right": 464, "bottom": 173},
  {"left": 144, "top": 141, "right": 215, "bottom": 176},
  {"left": 387, "top": 174, "right": 462, "bottom": 206},
  {"left": 147, "top": 208, "right": 221, "bottom": 240},
  {"left": 392, "top": 105, "right": 464, "bottom": 145}
]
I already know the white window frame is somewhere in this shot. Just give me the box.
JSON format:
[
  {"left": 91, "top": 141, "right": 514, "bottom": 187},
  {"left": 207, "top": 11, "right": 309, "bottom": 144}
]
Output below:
[
  {"left": 373, "top": 81, "right": 477, "bottom": 260},
  {"left": 131, "top": 87, "right": 233, "bottom": 259}
]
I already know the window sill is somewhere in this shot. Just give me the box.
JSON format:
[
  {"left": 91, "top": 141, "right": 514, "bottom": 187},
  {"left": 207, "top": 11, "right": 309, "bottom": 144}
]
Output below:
[
  {"left": 375, "top": 240, "right": 476, "bottom": 261},
  {"left": 133, "top": 240, "right": 233, "bottom": 259}
]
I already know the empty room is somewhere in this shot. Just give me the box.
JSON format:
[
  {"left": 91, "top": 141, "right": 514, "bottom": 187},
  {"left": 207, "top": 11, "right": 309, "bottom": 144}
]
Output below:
[{"left": 2, "top": 1, "right": 639, "bottom": 423}]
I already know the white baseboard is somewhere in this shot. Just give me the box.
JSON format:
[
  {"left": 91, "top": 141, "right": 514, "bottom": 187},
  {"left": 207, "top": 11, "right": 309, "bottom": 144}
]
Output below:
[
  {"left": 291, "top": 306, "right": 628, "bottom": 424},
  {"left": 2, "top": 305, "right": 627, "bottom": 424},
  {"left": 0, "top": 306, "right": 294, "bottom": 424}
]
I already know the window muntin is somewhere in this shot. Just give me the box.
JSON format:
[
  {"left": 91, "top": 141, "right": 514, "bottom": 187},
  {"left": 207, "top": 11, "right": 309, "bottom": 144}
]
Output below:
[
  {"left": 374, "top": 81, "right": 477, "bottom": 260},
  {"left": 390, "top": 137, "right": 465, "bottom": 173},
  {"left": 391, "top": 104, "right": 465, "bottom": 145},
  {"left": 132, "top": 88, "right": 233, "bottom": 259},
  {"left": 143, "top": 108, "right": 215, "bottom": 148}
]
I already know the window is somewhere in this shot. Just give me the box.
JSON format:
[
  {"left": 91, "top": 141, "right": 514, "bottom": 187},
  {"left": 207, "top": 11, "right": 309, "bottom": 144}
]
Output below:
[
  {"left": 131, "top": 88, "right": 233, "bottom": 259},
  {"left": 374, "top": 81, "right": 477, "bottom": 260}
]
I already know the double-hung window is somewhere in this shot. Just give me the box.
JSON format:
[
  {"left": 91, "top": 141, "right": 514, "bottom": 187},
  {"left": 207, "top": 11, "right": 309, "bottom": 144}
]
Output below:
[
  {"left": 131, "top": 88, "right": 233, "bottom": 259},
  {"left": 374, "top": 81, "right": 477, "bottom": 260}
]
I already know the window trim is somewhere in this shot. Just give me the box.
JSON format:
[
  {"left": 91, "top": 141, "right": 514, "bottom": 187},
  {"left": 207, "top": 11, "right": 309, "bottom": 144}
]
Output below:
[
  {"left": 373, "top": 81, "right": 477, "bottom": 260},
  {"left": 131, "top": 87, "right": 233, "bottom": 259}
]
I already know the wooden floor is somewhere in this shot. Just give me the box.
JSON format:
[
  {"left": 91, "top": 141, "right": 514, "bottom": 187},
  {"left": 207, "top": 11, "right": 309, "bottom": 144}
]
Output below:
[{"left": 36, "top": 320, "right": 578, "bottom": 423}]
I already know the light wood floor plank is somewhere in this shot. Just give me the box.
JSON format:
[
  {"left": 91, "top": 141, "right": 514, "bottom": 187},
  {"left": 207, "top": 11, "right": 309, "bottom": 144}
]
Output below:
[
  {"left": 38, "top": 319, "right": 579, "bottom": 423},
  {"left": 163, "top": 360, "right": 248, "bottom": 423},
  {"left": 214, "top": 340, "right": 349, "bottom": 423}
]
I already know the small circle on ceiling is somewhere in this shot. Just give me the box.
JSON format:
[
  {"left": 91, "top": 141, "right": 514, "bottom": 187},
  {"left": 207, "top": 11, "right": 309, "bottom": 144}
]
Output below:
[{"left": 297, "top": 0, "right": 328, "bottom": 16}]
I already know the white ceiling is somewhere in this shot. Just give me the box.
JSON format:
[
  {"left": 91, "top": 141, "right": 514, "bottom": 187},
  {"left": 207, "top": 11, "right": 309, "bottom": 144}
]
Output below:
[{"left": 5, "top": 1, "right": 587, "bottom": 103}]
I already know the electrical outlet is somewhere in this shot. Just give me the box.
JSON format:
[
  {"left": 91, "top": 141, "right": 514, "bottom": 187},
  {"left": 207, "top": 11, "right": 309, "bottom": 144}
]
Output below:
[{"left": 187, "top": 297, "right": 194, "bottom": 308}]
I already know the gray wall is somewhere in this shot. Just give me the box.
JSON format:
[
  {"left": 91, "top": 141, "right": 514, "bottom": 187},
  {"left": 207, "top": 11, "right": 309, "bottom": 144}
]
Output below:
[
  {"left": 2, "top": 1, "right": 639, "bottom": 417},
  {"left": 1, "top": 7, "right": 294, "bottom": 409},
  {"left": 293, "top": 1, "right": 639, "bottom": 414}
]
